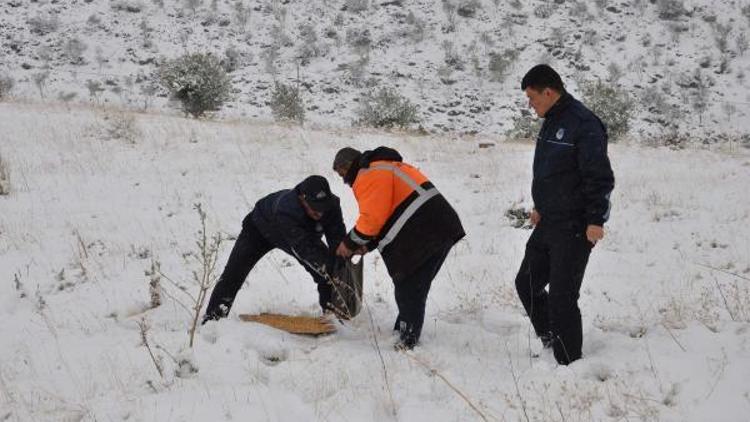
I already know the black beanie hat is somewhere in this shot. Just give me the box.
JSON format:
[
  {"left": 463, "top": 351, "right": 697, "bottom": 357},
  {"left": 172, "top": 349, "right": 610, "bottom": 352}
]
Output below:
[
  {"left": 332, "top": 147, "right": 362, "bottom": 171},
  {"left": 297, "top": 175, "right": 339, "bottom": 213}
]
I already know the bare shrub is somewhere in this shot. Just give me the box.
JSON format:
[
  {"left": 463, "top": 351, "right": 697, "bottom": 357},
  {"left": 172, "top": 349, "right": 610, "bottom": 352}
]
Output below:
[
  {"left": 607, "top": 63, "right": 623, "bottom": 83},
  {"left": 505, "top": 206, "right": 531, "bottom": 229},
  {"left": 158, "top": 52, "right": 232, "bottom": 118},
  {"left": 0, "top": 152, "right": 10, "bottom": 196},
  {"left": 269, "top": 81, "right": 304, "bottom": 124},
  {"left": 233, "top": 1, "right": 251, "bottom": 31},
  {"left": 442, "top": 0, "right": 457, "bottom": 32},
  {"left": 398, "top": 10, "right": 426, "bottom": 44},
  {"left": 145, "top": 259, "right": 163, "bottom": 308},
  {"left": 569, "top": 1, "right": 589, "bottom": 19},
  {"left": 137, "top": 318, "right": 164, "bottom": 379},
  {"left": 64, "top": 37, "right": 88, "bottom": 65},
  {"left": 184, "top": 0, "right": 202, "bottom": 15},
  {"left": 112, "top": 0, "right": 145, "bottom": 13},
  {"left": 32, "top": 70, "right": 50, "bottom": 99},
  {"left": 86, "top": 80, "right": 105, "bottom": 103},
  {"left": 534, "top": 3, "right": 554, "bottom": 19},
  {"left": 188, "top": 203, "right": 222, "bottom": 347},
  {"left": 105, "top": 113, "right": 140, "bottom": 144},
  {"left": 640, "top": 89, "right": 668, "bottom": 115},
  {"left": 297, "top": 23, "right": 327, "bottom": 65},
  {"left": 737, "top": 32, "right": 749, "bottom": 56},
  {"left": 581, "top": 80, "right": 635, "bottom": 140},
  {"left": 87, "top": 13, "right": 102, "bottom": 26},
  {"left": 57, "top": 91, "right": 78, "bottom": 105},
  {"left": 0, "top": 74, "right": 14, "bottom": 100},
  {"left": 354, "top": 87, "right": 421, "bottom": 129},
  {"left": 345, "top": 0, "right": 369, "bottom": 13},
  {"left": 221, "top": 46, "right": 244, "bottom": 73},
  {"left": 346, "top": 27, "right": 372, "bottom": 61},
  {"left": 457, "top": 0, "right": 481, "bottom": 18},
  {"left": 261, "top": 47, "right": 279, "bottom": 76},
  {"left": 28, "top": 14, "right": 60, "bottom": 35},
  {"left": 656, "top": 0, "right": 685, "bottom": 20},
  {"left": 713, "top": 22, "right": 732, "bottom": 53},
  {"left": 442, "top": 40, "right": 464, "bottom": 71},
  {"left": 488, "top": 49, "right": 519, "bottom": 83},
  {"left": 505, "top": 108, "right": 541, "bottom": 140}
]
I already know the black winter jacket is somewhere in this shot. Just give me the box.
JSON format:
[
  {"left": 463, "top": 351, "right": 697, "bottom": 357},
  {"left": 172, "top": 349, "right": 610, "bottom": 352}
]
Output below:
[
  {"left": 250, "top": 185, "right": 345, "bottom": 272},
  {"left": 532, "top": 93, "right": 615, "bottom": 227},
  {"left": 350, "top": 147, "right": 465, "bottom": 282}
]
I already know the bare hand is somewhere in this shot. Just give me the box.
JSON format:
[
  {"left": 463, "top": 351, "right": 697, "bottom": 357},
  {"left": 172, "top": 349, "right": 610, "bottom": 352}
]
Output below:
[
  {"left": 530, "top": 209, "right": 541, "bottom": 226},
  {"left": 354, "top": 245, "right": 368, "bottom": 255},
  {"left": 586, "top": 225, "right": 604, "bottom": 245},
  {"left": 336, "top": 241, "right": 354, "bottom": 258}
]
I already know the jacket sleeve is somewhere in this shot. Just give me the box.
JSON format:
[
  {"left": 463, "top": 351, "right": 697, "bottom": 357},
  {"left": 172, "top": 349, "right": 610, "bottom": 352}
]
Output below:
[
  {"left": 276, "top": 211, "right": 330, "bottom": 274},
  {"left": 322, "top": 205, "right": 346, "bottom": 254},
  {"left": 576, "top": 117, "right": 615, "bottom": 226},
  {"left": 344, "top": 169, "right": 393, "bottom": 250}
]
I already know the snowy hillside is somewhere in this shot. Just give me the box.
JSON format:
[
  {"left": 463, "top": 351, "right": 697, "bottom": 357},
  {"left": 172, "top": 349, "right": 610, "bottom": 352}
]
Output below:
[
  {"left": 0, "top": 102, "right": 749, "bottom": 421},
  {"left": 1, "top": 0, "right": 750, "bottom": 141}
]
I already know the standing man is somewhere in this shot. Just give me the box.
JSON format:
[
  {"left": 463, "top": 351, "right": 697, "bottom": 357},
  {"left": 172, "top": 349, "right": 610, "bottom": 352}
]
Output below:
[
  {"left": 515, "top": 65, "right": 615, "bottom": 365},
  {"left": 333, "top": 146, "right": 465, "bottom": 350},
  {"left": 203, "top": 175, "right": 345, "bottom": 323}
]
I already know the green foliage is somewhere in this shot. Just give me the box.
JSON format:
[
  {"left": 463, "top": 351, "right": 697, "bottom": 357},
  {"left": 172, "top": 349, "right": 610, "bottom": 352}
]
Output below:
[
  {"left": 505, "top": 109, "right": 541, "bottom": 140},
  {"left": 657, "top": 0, "right": 686, "bottom": 20},
  {"left": 158, "top": 53, "right": 232, "bottom": 118},
  {"left": 270, "top": 82, "right": 305, "bottom": 124},
  {"left": 488, "top": 49, "right": 519, "bottom": 83},
  {"left": 581, "top": 80, "right": 635, "bottom": 140},
  {"left": 354, "top": 87, "right": 421, "bottom": 129},
  {"left": 0, "top": 152, "right": 10, "bottom": 196},
  {"left": 0, "top": 75, "right": 14, "bottom": 100}
]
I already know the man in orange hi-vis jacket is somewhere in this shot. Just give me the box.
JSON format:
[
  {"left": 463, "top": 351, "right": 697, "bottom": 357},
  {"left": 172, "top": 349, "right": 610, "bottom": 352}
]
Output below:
[{"left": 333, "top": 146, "right": 465, "bottom": 350}]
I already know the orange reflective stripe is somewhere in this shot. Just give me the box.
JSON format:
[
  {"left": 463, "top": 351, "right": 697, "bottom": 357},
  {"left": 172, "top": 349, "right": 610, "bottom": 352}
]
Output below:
[{"left": 352, "top": 161, "right": 433, "bottom": 245}]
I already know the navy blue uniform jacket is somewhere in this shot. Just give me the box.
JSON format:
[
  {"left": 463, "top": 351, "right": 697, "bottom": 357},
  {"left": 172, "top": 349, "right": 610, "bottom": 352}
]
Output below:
[
  {"left": 250, "top": 187, "right": 345, "bottom": 272},
  {"left": 532, "top": 93, "right": 615, "bottom": 227}
]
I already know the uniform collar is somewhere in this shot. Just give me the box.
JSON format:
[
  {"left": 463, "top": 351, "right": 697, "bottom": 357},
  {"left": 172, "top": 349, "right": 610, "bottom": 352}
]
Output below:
[{"left": 543, "top": 92, "right": 572, "bottom": 119}]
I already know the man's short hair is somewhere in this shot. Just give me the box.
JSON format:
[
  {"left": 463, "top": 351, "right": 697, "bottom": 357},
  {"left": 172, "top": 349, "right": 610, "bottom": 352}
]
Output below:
[{"left": 521, "top": 64, "right": 565, "bottom": 93}]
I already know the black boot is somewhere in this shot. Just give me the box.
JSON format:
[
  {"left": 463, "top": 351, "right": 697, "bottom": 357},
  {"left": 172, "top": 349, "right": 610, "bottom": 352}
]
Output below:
[
  {"left": 540, "top": 332, "right": 554, "bottom": 349},
  {"left": 202, "top": 303, "right": 230, "bottom": 325},
  {"left": 394, "top": 321, "right": 419, "bottom": 351}
]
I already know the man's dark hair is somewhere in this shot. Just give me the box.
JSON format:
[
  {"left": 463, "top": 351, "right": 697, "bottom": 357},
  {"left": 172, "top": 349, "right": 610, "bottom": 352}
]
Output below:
[{"left": 521, "top": 64, "right": 565, "bottom": 93}]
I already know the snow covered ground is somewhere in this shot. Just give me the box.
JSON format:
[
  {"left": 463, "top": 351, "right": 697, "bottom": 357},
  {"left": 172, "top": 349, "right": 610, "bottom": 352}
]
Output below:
[{"left": 1, "top": 102, "right": 748, "bottom": 421}]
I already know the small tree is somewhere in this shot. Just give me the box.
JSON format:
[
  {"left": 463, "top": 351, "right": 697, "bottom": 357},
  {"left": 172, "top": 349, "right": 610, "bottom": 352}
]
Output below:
[
  {"left": 581, "top": 80, "right": 635, "bottom": 140},
  {"left": 737, "top": 32, "right": 749, "bottom": 56},
  {"left": 153, "top": 204, "right": 222, "bottom": 348},
  {"left": 505, "top": 108, "right": 542, "bottom": 141},
  {"left": 656, "top": 0, "right": 685, "bottom": 20},
  {"left": 345, "top": 0, "right": 368, "bottom": 13},
  {"left": 233, "top": 1, "right": 251, "bottom": 31},
  {"left": 28, "top": 14, "right": 60, "bottom": 35},
  {"left": 158, "top": 53, "right": 232, "bottom": 118},
  {"left": 0, "top": 75, "right": 14, "bottom": 100},
  {"left": 32, "top": 70, "right": 50, "bottom": 99},
  {"left": 188, "top": 203, "right": 222, "bottom": 347},
  {"left": 64, "top": 37, "right": 88, "bottom": 65},
  {"left": 354, "top": 87, "right": 421, "bottom": 129},
  {"left": 0, "top": 152, "right": 10, "bottom": 196},
  {"left": 270, "top": 81, "right": 304, "bottom": 123},
  {"left": 488, "top": 49, "right": 519, "bottom": 83}
]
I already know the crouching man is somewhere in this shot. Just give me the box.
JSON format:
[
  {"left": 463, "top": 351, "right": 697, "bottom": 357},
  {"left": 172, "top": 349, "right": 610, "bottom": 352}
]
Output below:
[{"left": 203, "top": 175, "right": 345, "bottom": 323}]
